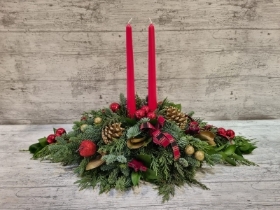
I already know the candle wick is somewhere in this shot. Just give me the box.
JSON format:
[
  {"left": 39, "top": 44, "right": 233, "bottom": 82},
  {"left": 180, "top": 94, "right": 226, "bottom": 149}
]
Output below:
[
  {"left": 149, "top": 18, "right": 152, "bottom": 24},
  {"left": 128, "top": 18, "right": 133, "bottom": 24}
]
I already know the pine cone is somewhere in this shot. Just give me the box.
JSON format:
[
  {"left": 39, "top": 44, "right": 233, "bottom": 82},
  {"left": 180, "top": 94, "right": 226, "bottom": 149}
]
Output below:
[
  {"left": 102, "top": 123, "right": 124, "bottom": 144},
  {"left": 165, "top": 106, "right": 187, "bottom": 129}
]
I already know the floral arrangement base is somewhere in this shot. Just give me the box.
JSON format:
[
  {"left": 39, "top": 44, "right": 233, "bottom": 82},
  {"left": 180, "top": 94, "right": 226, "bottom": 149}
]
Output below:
[{"left": 29, "top": 94, "right": 257, "bottom": 202}]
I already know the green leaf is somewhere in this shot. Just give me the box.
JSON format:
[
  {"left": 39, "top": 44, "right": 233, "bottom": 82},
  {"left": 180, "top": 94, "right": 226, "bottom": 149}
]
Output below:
[
  {"left": 225, "top": 157, "right": 237, "bottom": 166},
  {"left": 136, "top": 154, "right": 152, "bottom": 166},
  {"left": 235, "top": 148, "right": 243, "bottom": 157},
  {"left": 131, "top": 171, "right": 141, "bottom": 186},
  {"left": 174, "top": 104, "right": 182, "bottom": 111},
  {"left": 224, "top": 145, "right": 236, "bottom": 156},
  {"left": 215, "top": 144, "right": 226, "bottom": 152},
  {"left": 142, "top": 169, "right": 158, "bottom": 180},
  {"left": 29, "top": 143, "right": 43, "bottom": 154},
  {"left": 122, "top": 117, "right": 137, "bottom": 126},
  {"left": 239, "top": 143, "right": 257, "bottom": 154},
  {"left": 38, "top": 137, "right": 48, "bottom": 147},
  {"left": 232, "top": 153, "right": 246, "bottom": 161},
  {"left": 53, "top": 128, "right": 57, "bottom": 134}
]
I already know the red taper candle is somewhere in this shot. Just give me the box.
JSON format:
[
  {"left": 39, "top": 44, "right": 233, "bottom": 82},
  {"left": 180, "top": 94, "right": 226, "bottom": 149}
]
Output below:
[
  {"left": 148, "top": 21, "right": 157, "bottom": 111},
  {"left": 126, "top": 20, "right": 136, "bottom": 118}
]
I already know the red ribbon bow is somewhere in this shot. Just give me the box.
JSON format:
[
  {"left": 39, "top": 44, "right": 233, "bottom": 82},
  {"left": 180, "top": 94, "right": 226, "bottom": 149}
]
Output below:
[{"left": 140, "top": 116, "right": 180, "bottom": 160}]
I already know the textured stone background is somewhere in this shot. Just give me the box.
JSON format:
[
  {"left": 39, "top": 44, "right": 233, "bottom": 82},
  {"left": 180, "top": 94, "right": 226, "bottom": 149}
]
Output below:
[{"left": 0, "top": 0, "right": 279, "bottom": 124}]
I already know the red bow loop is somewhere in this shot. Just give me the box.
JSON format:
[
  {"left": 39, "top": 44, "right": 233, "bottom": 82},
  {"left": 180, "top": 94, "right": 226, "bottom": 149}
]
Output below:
[{"left": 140, "top": 116, "right": 180, "bottom": 160}]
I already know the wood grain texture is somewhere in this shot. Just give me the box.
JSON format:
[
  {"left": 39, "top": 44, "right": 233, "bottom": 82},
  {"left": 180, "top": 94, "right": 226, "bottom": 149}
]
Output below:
[
  {"left": 1, "top": 120, "right": 280, "bottom": 209},
  {"left": 0, "top": 0, "right": 280, "bottom": 124}
]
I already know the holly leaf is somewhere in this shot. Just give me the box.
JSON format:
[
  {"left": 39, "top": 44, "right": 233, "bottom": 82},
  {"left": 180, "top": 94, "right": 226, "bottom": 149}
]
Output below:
[
  {"left": 239, "top": 143, "right": 257, "bottom": 154},
  {"left": 131, "top": 171, "right": 141, "bottom": 186},
  {"left": 142, "top": 169, "right": 158, "bottom": 180},
  {"left": 29, "top": 143, "right": 43, "bottom": 154},
  {"left": 122, "top": 117, "right": 137, "bottom": 126},
  {"left": 224, "top": 145, "right": 236, "bottom": 156},
  {"left": 225, "top": 157, "right": 237, "bottom": 166},
  {"left": 53, "top": 128, "right": 57, "bottom": 134},
  {"left": 215, "top": 144, "right": 226, "bottom": 152},
  {"left": 136, "top": 154, "right": 152, "bottom": 167},
  {"left": 38, "top": 137, "right": 48, "bottom": 147}
]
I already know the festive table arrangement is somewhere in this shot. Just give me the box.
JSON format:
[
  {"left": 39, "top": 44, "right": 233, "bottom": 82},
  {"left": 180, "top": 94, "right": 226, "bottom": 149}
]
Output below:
[{"left": 29, "top": 20, "right": 257, "bottom": 202}]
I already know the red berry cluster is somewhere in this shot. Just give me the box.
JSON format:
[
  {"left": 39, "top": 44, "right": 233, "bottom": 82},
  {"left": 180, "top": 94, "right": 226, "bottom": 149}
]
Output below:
[
  {"left": 46, "top": 128, "right": 66, "bottom": 144},
  {"left": 185, "top": 121, "right": 200, "bottom": 135},
  {"left": 135, "top": 106, "right": 157, "bottom": 120},
  {"left": 217, "top": 128, "right": 235, "bottom": 139}
]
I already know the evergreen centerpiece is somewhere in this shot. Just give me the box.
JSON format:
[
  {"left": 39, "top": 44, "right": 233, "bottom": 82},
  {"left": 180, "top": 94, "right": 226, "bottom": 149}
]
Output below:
[
  {"left": 28, "top": 21, "right": 257, "bottom": 202},
  {"left": 29, "top": 94, "right": 257, "bottom": 202}
]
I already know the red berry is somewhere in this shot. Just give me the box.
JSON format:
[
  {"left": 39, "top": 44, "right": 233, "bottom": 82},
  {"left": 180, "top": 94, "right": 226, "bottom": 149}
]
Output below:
[
  {"left": 226, "top": 129, "right": 235, "bottom": 139},
  {"left": 185, "top": 121, "right": 200, "bottom": 134},
  {"left": 47, "top": 134, "right": 56, "bottom": 144},
  {"left": 81, "top": 116, "right": 87, "bottom": 121},
  {"left": 147, "top": 111, "right": 156, "bottom": 120},
  {"left": 204, "top": 124, "right": 213, "bottom": 130},
  {"left": 141, "top": 106, "right": 149, "bottom": 114},
  {"left": 79, "top": 140, "right": 97, "bottom": 157},
  {"left": 55, "top": 128, "right": 66, "bottom": 136},
  {"left": 217, "top": 127, "right": 227, "bottom": 137},
  {"left": 110, "top": 103, "right": 121, "bottom": 112},
  {"left": 135, "top": 109, "right": 145, "bottom": 119}
]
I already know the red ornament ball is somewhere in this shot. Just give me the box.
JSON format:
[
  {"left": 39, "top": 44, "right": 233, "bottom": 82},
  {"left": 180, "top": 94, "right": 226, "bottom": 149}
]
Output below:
[
  {"left": 147, "top": 111, "right": 157, "bottom": 120},
  {"left": 55, "top": 128, "right": 66, "bottom": 136},
  {"left": 135, "top": 109, "right": 146, "bottom": 119},
  {"left": 110, "top": 103, "right": 121, "bottom": 112},
  {"left": 226, "top": 129, "right": 235, "bottom": 139},
  {"left": 217, "top": 127, "right": 227, "bottom": 137},
  {"left": 79, "top": 140, "right": 97, "bottom": 157},
  {"left": 141, "top": 105, "right": 150, "bottom": 114},
  {"left": 47, "top": 134, "right": 56, "bottom": 144}
]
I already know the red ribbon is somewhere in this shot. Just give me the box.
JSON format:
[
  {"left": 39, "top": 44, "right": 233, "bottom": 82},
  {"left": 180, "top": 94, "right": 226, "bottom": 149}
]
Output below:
[{"left": 140, "top": 116, "right": 180, "bottom": 160}]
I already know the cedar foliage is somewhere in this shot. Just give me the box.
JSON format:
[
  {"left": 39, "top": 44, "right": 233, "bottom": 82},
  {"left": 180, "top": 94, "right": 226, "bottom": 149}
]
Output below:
[{"left": 29, "top": 94, "right": 257, "bottom": 202}]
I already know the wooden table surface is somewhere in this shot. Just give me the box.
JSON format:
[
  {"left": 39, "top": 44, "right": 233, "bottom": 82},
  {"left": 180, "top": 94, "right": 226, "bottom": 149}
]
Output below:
[{"left": 1, "top": 120, "right": 280, "bottom": 210}]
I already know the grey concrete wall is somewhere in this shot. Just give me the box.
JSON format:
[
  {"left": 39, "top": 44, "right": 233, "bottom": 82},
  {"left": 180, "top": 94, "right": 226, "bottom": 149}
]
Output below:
[{"left": 0, "top": 0, "right": 279, "bottom": 124}]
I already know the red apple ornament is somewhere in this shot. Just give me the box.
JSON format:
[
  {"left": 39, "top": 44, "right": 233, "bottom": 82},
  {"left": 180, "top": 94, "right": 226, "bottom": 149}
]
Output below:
[
  {"left": 217, "top": 127, "right": 227, "bottom": 137},
  {"left": 55, "top": 128, "right": 66, "bottom": 136},
  {"left": 79, "top": 140, "right": 97, "bottom": 157},
  {"left": 226, "top": 129, "right": 235, "bottom": 139},
  {"left": 47, "top": 134, "right": 56, "bottom": 144}
]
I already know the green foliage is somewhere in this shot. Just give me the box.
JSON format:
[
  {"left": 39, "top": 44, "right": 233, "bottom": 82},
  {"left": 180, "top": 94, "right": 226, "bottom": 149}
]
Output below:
[{"left": 29, "top": 95, "right": 257, "bottom": 203}]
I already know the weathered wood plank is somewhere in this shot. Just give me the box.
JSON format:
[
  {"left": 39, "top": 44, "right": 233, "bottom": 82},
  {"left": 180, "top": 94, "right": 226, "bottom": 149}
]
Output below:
[
  {"left": 1, "top": 30, "right": 279, "bottom": 81},
  {"left": 0, "top": 74, "right": 279, "bottom": 124},
  {"left": 0, "top": 121, "right": 280, "bottom": 209},
  {"left": 1, "top": 29, "right": 279, "bottom": 123},
  {"left": 1, "top": 30, "right": 280, "bottom": 56},
  {"left": 1, "top": 0, "right": 280, "bottom": 31}
]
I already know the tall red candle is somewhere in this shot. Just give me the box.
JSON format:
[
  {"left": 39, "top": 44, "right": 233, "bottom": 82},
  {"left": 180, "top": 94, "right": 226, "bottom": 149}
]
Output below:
[
  {"left": 148, "top": 22, "right": 157, "bottom": 111},
  {"left": 126, "top": 22, "right": 136, "bottom": 118}
]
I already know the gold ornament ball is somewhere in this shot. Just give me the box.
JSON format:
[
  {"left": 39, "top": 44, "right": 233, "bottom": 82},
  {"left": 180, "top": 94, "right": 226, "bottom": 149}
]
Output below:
[
  {"left": 94, "top": 117, "right": 102, "bottom": 124},
  {"left": 80, "top": 124, "right": 88, "bottom": 132},
  {"left": 185, "top": 145, "right": 195, "bottom": 155},
  {"left": 194, "top": 151, "right": 205, "bottom": 161}
]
